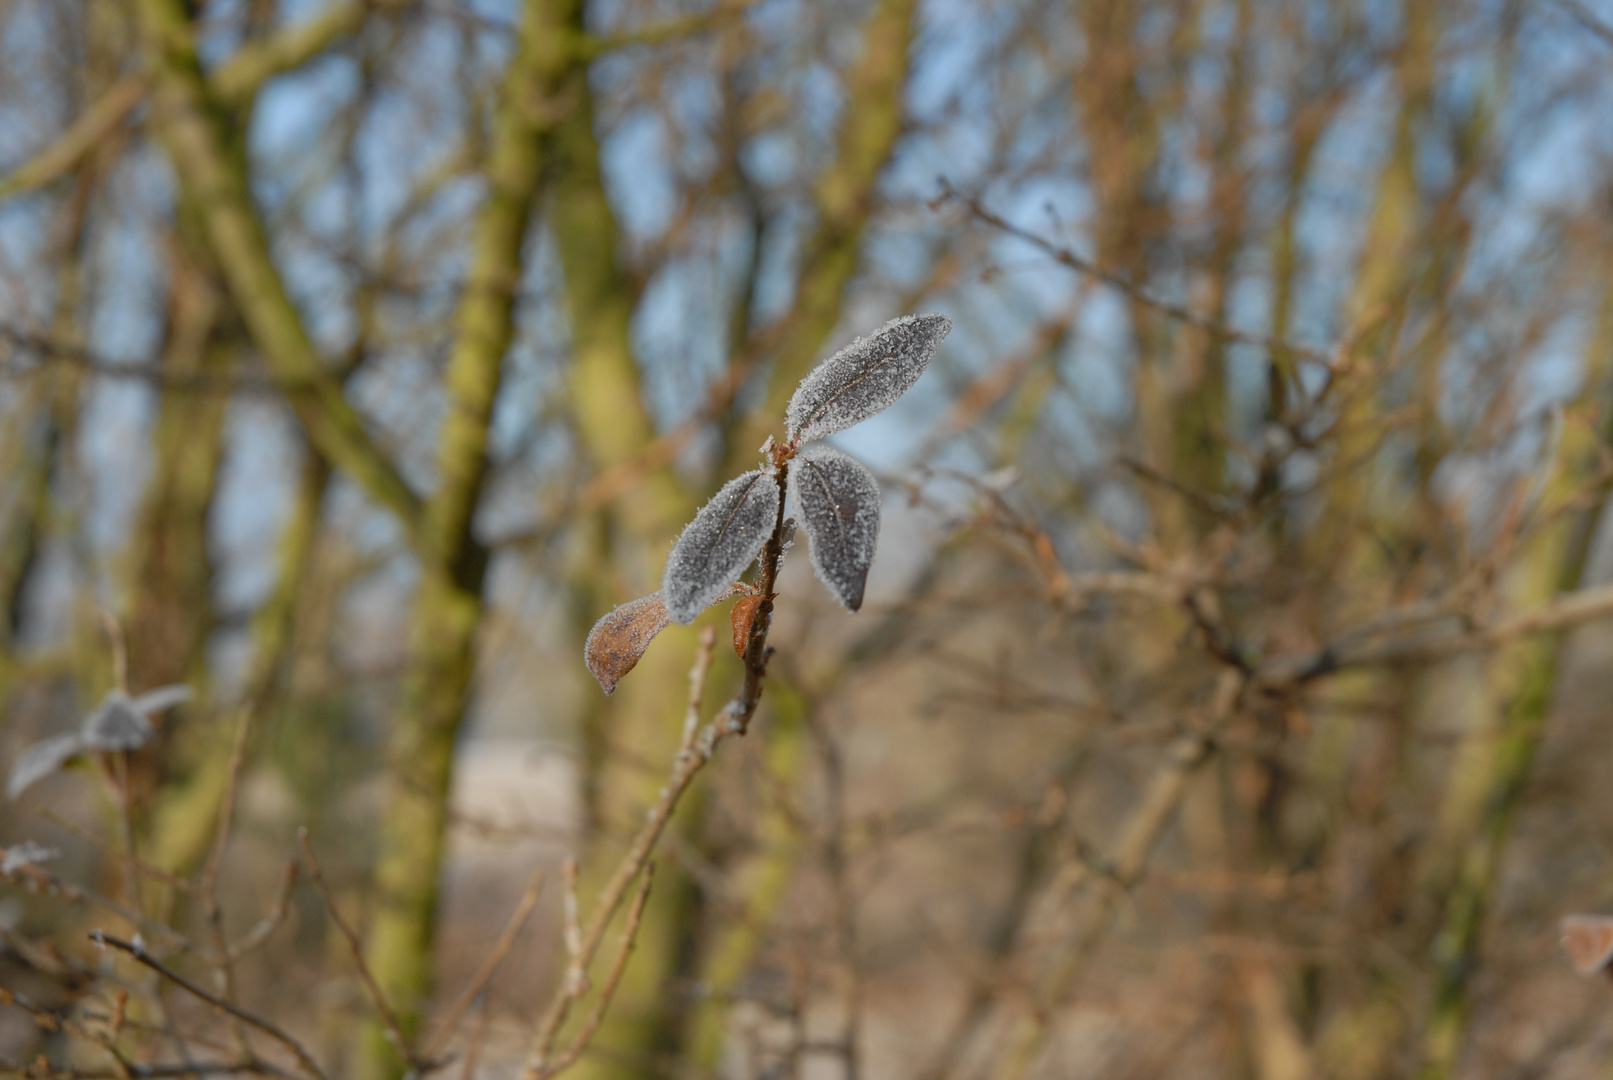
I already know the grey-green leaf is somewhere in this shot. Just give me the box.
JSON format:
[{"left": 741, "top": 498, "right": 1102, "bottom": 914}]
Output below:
[
  {"left": 786, "top": 313, "right": 951, "bottom": 443},
  {"left": 7, "top": 733, "right": 85, "bottom": 800},
  {"left": 663, "top": 470, "right": 781, "bottom": 624},
  {"left": 130, "top": 684, "right": 193, "bottom": 715},
  {"left": 82, "top": 693, "right": 156, "bottom": 751},
  {"left": 789, "top": 445, "right": 881, "bottom": 611}
]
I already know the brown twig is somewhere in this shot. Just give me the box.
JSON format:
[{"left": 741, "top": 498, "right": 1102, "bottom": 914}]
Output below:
[
  {"left": 0, "top": 850, "right": 191, "bottom": 952},
  {"left": 294, "top": 831, "right": 421, "bottom": 1072},
  {"left": 421, "top": 868, "right": 547, "bottom": 1060},
  {"left": 201, "top": 708, "right": 257, "bottom": 1054},
  {"left": 0, "top": 1058, "right": 297, "bottom": 1079},
  {"left": 730, "top": 465, "right": 790, "bottom": 735},
  {"left": 1256, "top": 576, "right": 1613, "bottom": 686},
  {"left": 938, "top": 181, "right": 1337, "bottom": 369},
  {"left": 91, "top": 933, "right": 329, "bottom": 1080},
  {"left": 35, "top": 810, "right": 196, "bottom": 895},
  {"left": 521, "top": 626, "right": 726, "bottom": 1078},
  {"left": 530, "top": 864, "right": 657, "bottom": 1079},
  {"left": 227, "top": 860, "right": 299, "bottom": 961}
]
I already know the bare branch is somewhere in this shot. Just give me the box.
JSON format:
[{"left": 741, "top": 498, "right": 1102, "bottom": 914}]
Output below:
[
  {"left": 91, "top": 934, "right": 330, "bottom": 1080},
  {"left": 531, "top": 865, "right": 656, "bottom": 1079},
  {"left": 422, "top": 869, "right": 546, "bottom": 1060},
  {"left": 295, "top": 832, "right": 421, "bottom": 1072},
  {"left": 210, "top": 3, "right": 368, "bottom": 105},
  {"left": 0, "top": 78, "right": 145, "bottom": 202}
]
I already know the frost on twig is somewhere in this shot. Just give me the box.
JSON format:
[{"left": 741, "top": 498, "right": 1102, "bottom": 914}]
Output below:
[
  {"left": 1, "top": 840, "right": 60, "bottom": 875},
  {"left": 662, "top": 469, "right": 780, "bottom": 624},
  {"left": 785, "top": 313, "right": 952, "bottom": 444},
  {"left": 789, "top": 444, "right": 882, "bottom": 611},
  {"left": 585, "top": 592, "right": 673, "bottom": 695}
]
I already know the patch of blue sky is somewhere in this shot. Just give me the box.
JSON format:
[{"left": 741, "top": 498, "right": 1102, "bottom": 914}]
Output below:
[
  {"left": 88, "top": 159, "right": 169, "bottom": 367},
  {"left": 278, "top": 227, "right": 359, "bottom": 353},
  {"left": 601, "top": 109, "right": 677, "bottom": 241},
  {"left": 748, "top": 201, "right": 804, "bottom": 326},
  {"left": 250, "top": 52, "right": 360, "bottom": 206},
  {"left": 904, "top": 0, "right": 1001, "bottom": 122},
  {"left": 0, "top": 200, "right": 52, "bottom": 324},
  {"left": 210, "top": 399, "right": 301, "bottom": 615},
  {"left": 632, "top": 245, "right": 729, "bottom": 430},
  {"left": 347, "top": 339, "right": 451, "bottom": 491},
  {"left": 489, "top": 234, "right": 567, "bottom": 462},
  {"left": 980, "top": 188, "right": 1090, "bottom": 316},
  {"left": 80, "top": 377, "right": 153, "bottom": 565},
  {"left": 746, "top": 0, "right": 801, "bottom": 42},
  {"left": 670, "top": 65, "right": 723, "bottom": 179},
  {"left": 740, "top": 129, "right": 797, "bottom": 189},
  {"left": 860, "top": 228, "right": 939, "bottom": 295},
  {"left": 195, "top": 0, "right": 245, "bottom": 68},
  {"left": 885, "top": 109, "right": 990, "bottom": 202},
  {"left": 359, "top": 30, "right": 469, "bottom": 225},
  {"left": 1065, "top": 294, "right": 1133, "bottom": 425},
  {"left": 0, "top": 0, "right": 61, "bottom": 151},
  {"left": 798, "top": 60, "right": 847, "bottom": 154}
]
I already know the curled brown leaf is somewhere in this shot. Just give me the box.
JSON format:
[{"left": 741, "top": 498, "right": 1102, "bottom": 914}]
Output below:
[
  {"left": 585, "top": 593, "right": 671, "bottom": 695},
  {"left": 730, "top": 593, "right": 768, "bottom": 659}
]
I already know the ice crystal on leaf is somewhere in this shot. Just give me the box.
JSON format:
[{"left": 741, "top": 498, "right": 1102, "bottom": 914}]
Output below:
[
  {"left": 587, "top": 313, "right": 950, "bottom": 694},
  {"left": 585, "top": 592, "right": 673, "bottom": 695},
  {"left": 785, "top": 313, "right": 951, "bottom": 444},
  {"left": 789, "top": 444, "right": 882, "bottom": 611},
  {"left": 662, "top": 470, "right": 781, "bottom": 624}
]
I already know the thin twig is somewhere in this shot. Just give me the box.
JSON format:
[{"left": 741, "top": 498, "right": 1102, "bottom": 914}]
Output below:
[
  {"left": 422, "top": 868, "right": 547, "bottom": 1060},
  {"left": 36, "top": 809, "right": 195, "bottom": 894},
  {"left": 0, "top": 852, "right": 192, "bottom": 952},
  {"left": 522, "top": 627, "right": 725, "bottom": 1078},
  {"left": 937, "top": 181, "right": 1335, "bottom": 369},
  {"left": 202, "top": 707, "right": 257, "bottom": 1054},
  {"left": 730, "top": 464, "right": 790, "bottom": 735},
  {"left": 0, "top": 1058, "right": 297, "bottom": 1079},
  {"left": 91, "top": 934, "right": 329, "bottom": 1080},
  {"left": 295, "top": 831, "right": 420, "bottom": 1072},
  {"left": 531, "top": 865, "right": 657, "bottom": 1079},
  {"left": 227, "top": 860, "right": 299, "bottom": 961},
  {"left": 1256, "top": 575, "right": 1613, "bottom": 686}
]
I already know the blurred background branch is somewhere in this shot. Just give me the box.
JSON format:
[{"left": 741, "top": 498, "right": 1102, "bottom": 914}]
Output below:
[{"left": 6, "top": 0, "right": 1613, "bottom": 1078}]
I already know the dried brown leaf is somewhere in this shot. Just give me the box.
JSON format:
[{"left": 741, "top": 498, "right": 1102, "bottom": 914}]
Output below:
[
  {"left": 730, "top": 593, "right": 765, "bottom": 659},
  {"left": 585, "top": 593, "right": 672, "bottom": 695}
]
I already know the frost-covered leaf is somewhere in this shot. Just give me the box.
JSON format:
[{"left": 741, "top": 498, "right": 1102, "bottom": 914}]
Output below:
[
  {"left": 663, "top": 470, "right": 781, "bottom": 624},
  {"left": 81, "top": 693, "right": 156, "bottom": 751},
  {"left": 789, "top": 445, "right": 881, "bottom": 611},
  {"left": 585, "top": 592, "right": 672, "bottom": 695},
  {"left": 785, "top": 313, "right": 951, "bottom": 443},
  {"left": 7, "top": 733, "right": 85, "bottom": 800},
  {"left": 2, "top": 840, "right": 61, "bottom": 874},
  {"left": 130, "top": 684, "right": 193, "bottom": 715}
]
